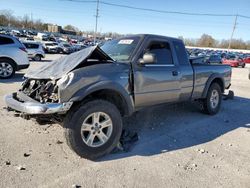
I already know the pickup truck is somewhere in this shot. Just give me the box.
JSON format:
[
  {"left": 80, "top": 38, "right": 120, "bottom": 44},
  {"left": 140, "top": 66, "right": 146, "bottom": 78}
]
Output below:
[{"left": 4, "top": 34, "right": 232, "bottom": 159}]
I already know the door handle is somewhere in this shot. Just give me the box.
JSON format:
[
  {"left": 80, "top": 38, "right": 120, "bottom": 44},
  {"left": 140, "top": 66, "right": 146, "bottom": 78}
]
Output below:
[{"left": 172, "top": 70, "right": 180, "bottom": 76}]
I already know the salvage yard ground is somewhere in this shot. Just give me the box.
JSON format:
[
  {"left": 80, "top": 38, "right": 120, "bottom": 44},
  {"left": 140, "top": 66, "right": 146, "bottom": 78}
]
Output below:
[{"left": 0, "top": 54, "right": 250, "bottom": 188}]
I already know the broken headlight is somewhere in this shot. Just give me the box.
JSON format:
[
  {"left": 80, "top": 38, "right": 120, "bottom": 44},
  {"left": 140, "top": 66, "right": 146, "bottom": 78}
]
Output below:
[{"left": 56, "top": 72, "right": 74, "bottom": 89}]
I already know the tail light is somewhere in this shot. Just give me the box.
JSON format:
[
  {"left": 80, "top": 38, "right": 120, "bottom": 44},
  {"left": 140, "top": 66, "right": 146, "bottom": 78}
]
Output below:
[{"left": 19, "top": 47, "right": 27, "bottom": 53}]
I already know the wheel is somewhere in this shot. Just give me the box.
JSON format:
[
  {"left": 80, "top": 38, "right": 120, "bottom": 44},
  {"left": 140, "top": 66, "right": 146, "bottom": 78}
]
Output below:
[
  {"left": 200, "top": 83, "right": 222, "bottom": 115},
  {"left": 33, "top": 55, "right": 41, "bottom": 61},
  {"left": 242, "top": 63, "right": 245, "bottom": 68},
  {"left": 64, "top": 100, "right": 123, "bottom": 160},
  {"left": 0, "top": 59, "right": 15, "bottom": 79}
]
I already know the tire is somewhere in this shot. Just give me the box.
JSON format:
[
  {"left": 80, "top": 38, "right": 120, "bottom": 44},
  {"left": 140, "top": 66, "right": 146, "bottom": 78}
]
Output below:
[
  {"left": 33, "top": 55, "right": 41, "bottom": 61},
  {"left": 200, "top": 83, "right": 222, "bottom": 115},
  {"left": 242, "top": 63, "right": 245, "bottom": 68},
  {"left": 0, "top": 59, "right": 16, "bottom": 79},
  {"left": 64, "top": 100, "right": 123, "bottom": 160}
]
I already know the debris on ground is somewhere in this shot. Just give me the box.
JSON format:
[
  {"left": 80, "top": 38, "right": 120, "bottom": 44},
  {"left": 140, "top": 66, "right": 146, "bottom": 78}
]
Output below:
[
  {"left": 229, "top": 143, "right": 233, "bottom": 146},
  {"left": 192, "top": 163, "right": 198, "bottom": 167},
  {"left": 197, "top": 148, "right": 207, "bottom": 154},
  {"left": 72, "top": 184, "right": 81, "bottom": 188},
  {"left": 112, "top": 129, "right": 138, "bottom": 153},
  {"left": 161, "top": 149, "right": 168, "bottom": 153},
  {"left": 56, "top": 140, "right": 63, "bottom": 144},
  {"left": 23, "top": 153, "right": 31, "bottom": 157},
  {"left": 17, "top": 165, "right": 26, "bottom": 171},
  {"left": 5, "top": 160, "right": 11, "bottom": 165}
]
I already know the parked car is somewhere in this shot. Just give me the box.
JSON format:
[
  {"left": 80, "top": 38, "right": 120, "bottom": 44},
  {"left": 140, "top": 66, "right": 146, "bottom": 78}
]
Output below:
[
  {"left": 243, "top": 57, "right": 250, "bottom": 64},
  {"left": 58, "top": 43, "right": 73, "bottom": 54},
  {"left": 205, "top": 54, "right": 222, "bottom": 64},
  {"left": 0, "top": 34, "right": 29, "bottom": 78},
  {"left": 4, "top": 34, "right": 232, "bottom": 159},
  {"left": 22, "top": 41, "right": 45, "bottom": 61},
  {"left": 43, "top": 42, "right": 59, "bottom": 54},
  {"left": 222, "top": 58, "right": 245, "bottom": 68}
]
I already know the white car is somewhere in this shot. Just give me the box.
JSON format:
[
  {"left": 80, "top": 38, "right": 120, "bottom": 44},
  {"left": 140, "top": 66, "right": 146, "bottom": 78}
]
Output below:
[
  {"left": 43, "top": 42, "right": 59, "bottom": 53},
  {"left": 0, "top": 34, "right": 29, "bottom": 78},
  {"left": 22, "top": 41, "right": 45, "bottom": 61}
]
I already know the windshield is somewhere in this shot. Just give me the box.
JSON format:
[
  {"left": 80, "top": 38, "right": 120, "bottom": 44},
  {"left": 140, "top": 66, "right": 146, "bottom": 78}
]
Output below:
[{"left": 100, "top": 36, "right": 140, "bottom": 61}]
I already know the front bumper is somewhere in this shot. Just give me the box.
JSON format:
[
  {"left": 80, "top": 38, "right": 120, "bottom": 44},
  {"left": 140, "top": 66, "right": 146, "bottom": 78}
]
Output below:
[{"left": 4, "top": 94, "right": 73, "bottom": 115}]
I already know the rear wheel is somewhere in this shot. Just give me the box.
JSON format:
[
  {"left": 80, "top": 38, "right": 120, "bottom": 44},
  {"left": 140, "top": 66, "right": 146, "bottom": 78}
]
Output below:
[
  {"left": 0, "top": 59, "right": 15, "bottom": 79},
  {"left": 64, "top": 100, "right": 123, "bottom": 160},
  {"left": 200, "top": 83, "right": 222, "bottom": 115},
  {"left": 33, "top": 54, "right": 41, "bottom": 61}
]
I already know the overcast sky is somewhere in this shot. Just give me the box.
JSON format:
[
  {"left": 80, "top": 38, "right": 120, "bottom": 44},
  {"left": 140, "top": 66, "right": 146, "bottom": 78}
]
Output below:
[{"left": 1, "top": 0, "right": 250, "bottom": 40}]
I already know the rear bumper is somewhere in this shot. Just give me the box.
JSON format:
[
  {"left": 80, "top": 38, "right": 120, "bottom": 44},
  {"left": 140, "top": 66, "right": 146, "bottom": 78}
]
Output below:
[
  {"left": 4, "top": 93, "right": 73, "bottom": 115},
  {"left": 16, "top": 64, "right": 29, "bottom": 71}
]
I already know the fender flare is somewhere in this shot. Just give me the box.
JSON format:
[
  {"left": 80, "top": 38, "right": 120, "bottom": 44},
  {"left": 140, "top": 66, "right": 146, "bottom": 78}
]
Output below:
[
  {"left": 69, "top": 80, "right": 134, "bottom": 116},
  {"left": 201, "top": 74, "right": 225, "bottom": 98}
]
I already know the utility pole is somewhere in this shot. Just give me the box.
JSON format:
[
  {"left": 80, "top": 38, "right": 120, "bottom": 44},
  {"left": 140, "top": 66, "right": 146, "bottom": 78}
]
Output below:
[
  {"left": 228, "top": 14, "right": 238, "bottom": 50},
  {"left": 30, "top": 12, "right": 33, "bottom": 30},
  {"left": 94, "top": 0, "right": 100, "bottom": 44}
]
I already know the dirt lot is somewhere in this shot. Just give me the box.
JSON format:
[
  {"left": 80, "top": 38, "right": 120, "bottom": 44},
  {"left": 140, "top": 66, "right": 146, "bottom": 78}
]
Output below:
[{"left": 0, "top": 54, "right": 250, "bottom": 188}]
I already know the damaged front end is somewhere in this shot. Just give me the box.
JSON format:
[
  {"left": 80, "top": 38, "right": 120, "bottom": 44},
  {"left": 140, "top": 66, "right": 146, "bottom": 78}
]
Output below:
[
  {"left": 4, "top": 46, "right": 113, "bottom": 120},
  {"left": 21, "top": 79, "right": 59, "bottom": 103}
]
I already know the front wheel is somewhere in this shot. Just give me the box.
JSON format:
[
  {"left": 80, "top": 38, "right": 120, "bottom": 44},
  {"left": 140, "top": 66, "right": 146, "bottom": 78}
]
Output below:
[
  {"left": 64, "top": 100, "right": 122, "bottom": 160},
  {"left": 0, "top": 59, "right": 15, "bottom": 79},
  {"left": 200, "top": 83, "right": 222, "bottom": 115}
]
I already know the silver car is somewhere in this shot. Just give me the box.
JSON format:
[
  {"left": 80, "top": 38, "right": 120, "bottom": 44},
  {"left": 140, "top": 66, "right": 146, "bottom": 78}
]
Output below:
[
  {"left": 22, "top": 41, "right": 45, "bottom": 61},
  {"left": 0, "top": 34, "right": 29, "bottom": 78}
]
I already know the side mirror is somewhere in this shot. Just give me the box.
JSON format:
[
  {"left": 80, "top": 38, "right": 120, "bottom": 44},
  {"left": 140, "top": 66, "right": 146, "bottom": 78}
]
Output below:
[{"left": 139, "top": 53, "right": 156, "bottom": 64}]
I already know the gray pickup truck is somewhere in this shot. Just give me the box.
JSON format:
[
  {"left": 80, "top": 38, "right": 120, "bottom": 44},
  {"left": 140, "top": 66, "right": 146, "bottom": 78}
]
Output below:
[{"left": 4, "top": 34, "right": 232, "bottom": 159}]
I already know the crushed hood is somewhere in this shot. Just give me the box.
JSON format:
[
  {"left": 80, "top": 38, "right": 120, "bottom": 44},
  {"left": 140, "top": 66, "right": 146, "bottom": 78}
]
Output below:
[{"left": 25, "top": 46, "right": 113, "bottom": 80}]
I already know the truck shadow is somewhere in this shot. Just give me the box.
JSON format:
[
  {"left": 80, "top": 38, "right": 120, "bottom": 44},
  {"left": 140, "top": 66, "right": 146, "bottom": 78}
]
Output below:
[
  {"left": 102, "top": 96, "right": 250, "bottom": 161},
  {"left": 0, "top": 73, "right": 26, "bottom": 83}
]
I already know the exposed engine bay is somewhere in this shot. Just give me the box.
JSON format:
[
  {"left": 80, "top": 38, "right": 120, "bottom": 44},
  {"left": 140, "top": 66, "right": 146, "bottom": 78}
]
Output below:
[{"left": 21, "top": 79, "right": 59, "bottom": 103}]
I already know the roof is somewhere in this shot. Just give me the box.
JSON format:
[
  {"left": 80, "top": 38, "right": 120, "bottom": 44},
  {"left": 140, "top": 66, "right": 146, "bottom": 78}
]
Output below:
[{"left": 122, "top": 34, "right": 182, "bottom": 42}]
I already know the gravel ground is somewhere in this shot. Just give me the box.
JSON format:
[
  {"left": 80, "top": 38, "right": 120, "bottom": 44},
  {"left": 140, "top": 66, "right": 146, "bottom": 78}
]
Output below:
[{"left": 0, "top": 54, "right": 250, "bottom": 188}]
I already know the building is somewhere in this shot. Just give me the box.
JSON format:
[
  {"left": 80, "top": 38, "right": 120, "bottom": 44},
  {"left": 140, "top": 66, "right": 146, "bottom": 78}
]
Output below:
[{"left": 47, "top": 24, "right": 62, "bottom": 33}]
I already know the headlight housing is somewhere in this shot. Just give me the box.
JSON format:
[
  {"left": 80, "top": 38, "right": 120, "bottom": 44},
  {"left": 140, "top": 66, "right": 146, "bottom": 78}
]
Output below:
[{"left": 56, "top": 72, "right": 74, "bottom": 89}]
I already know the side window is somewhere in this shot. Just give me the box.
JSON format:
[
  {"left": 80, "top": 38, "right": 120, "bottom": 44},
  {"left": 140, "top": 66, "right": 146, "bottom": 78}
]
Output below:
[
  {"left": 146, "top": 41, "right": 173, "bottom": 64},
  {"left": 23, "top": 43, "right": 39, "bottom": 49},
  {"left": 173, "top": 41, "right": 189, "bottom": 65},
  {"left": 30, "top": 44, "right": 39, "bottom": 48},
  {"left": 0, "top": 36, "right": 14, "bottom": 45}
]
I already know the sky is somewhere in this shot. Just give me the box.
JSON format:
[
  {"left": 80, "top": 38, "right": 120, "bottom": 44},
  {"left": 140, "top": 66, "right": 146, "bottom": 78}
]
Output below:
[{"left": 1, "top": 0, "right": 250, "bottom": 40}]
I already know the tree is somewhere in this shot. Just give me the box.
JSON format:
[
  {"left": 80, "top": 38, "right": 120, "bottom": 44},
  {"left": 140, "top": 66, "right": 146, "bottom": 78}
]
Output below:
[
  {"left": 197, "top": 34, "right": 216, "bottom": 47},
  {"left": 64, "top": 24, "right": 79, "bottom": 32}
]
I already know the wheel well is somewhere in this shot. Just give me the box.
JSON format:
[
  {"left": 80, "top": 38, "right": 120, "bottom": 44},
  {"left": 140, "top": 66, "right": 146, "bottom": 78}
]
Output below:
[
  {"left": 211, "top": 78, "right": 224, "bottom": 93},
  {"left": 0, "top": 57, "right": 17, "bottom": 70},
  {"left": 80, "top": 89, "right": 129, "bottom": 117}
]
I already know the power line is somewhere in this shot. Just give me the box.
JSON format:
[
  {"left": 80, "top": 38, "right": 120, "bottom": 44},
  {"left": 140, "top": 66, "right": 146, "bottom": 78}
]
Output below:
[{"left": 64, "top": 0, "right": 250, "bottom": 19}]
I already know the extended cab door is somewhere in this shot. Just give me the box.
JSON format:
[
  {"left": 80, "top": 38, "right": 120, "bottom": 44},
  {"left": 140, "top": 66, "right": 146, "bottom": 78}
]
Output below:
[{"left": 133, "top": 38, "right": 181, "bottom": 107}]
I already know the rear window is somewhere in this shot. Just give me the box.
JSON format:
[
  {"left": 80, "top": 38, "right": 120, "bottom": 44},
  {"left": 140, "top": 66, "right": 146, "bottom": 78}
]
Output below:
[
  {"left": 0, "top": 36, "right": 14, "bottom": 45},
  {"left": 173, "top": 41, "right": 189, "bottom": 65},
  {"left": 23, "top": 43, "right": 39, "bottom": 49}
]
